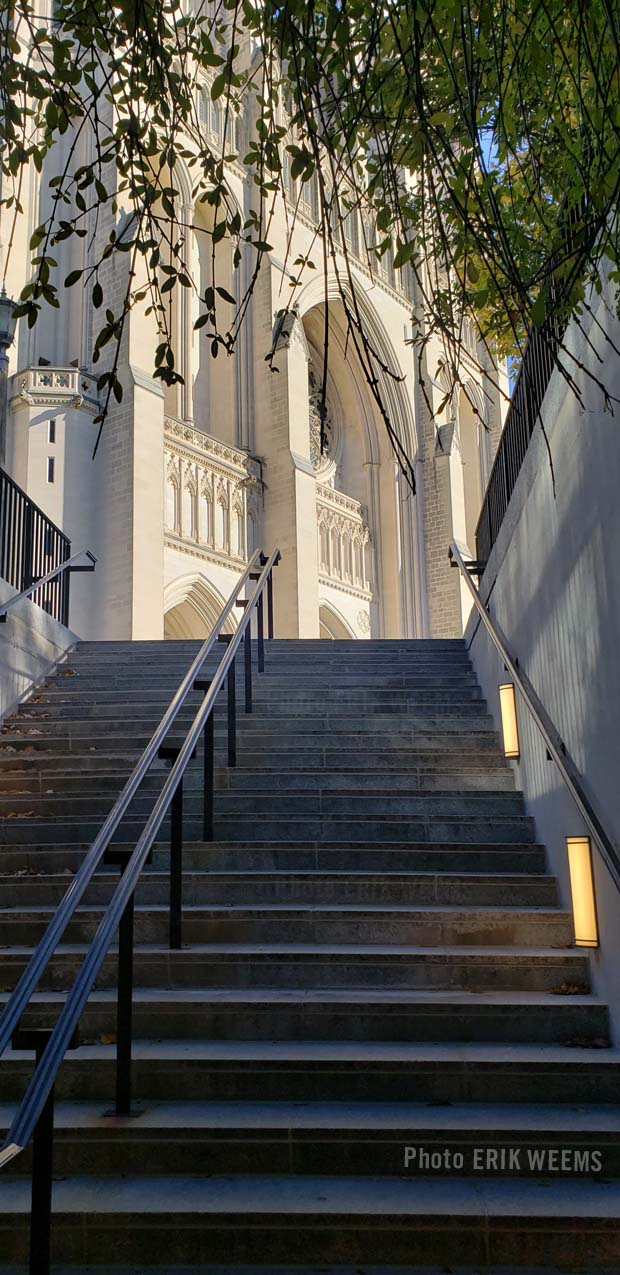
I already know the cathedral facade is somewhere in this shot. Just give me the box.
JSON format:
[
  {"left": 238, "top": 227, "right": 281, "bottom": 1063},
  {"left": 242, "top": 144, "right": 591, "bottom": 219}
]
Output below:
[{"left": 2, "top": 58, "right": 507, "bottom": 642}]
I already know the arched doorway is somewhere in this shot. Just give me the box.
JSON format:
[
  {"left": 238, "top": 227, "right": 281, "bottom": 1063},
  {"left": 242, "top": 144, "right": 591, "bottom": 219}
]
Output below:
[
  {"left": 319, "top": 602, "right": 356, "bottom": 640},
  {"left": 163, "top": 573, "right": 237, "bottom": 639}
]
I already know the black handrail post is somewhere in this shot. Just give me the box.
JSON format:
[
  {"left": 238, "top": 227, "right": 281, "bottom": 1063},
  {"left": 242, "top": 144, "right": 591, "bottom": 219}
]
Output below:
[
  {"left": 244, "top": 626, "right": 253, "bottom": 713},
  {"left": 158, "top": 743, "right": 195, "bottom": 951},
  {"left": 30, "top": 1073, "right": 54, "bottom": 1275},
  {"left": 12, "top": 1026, "right": 79, "bottom": 1275},
  {"left": 217, "top": 634, "right": 237, "bottom": 766},
  {"left": 267, "top": 569, "right": 274, "bottom": 639},
  {"left": 115, "top": 888, "right": 135, "bottom": 1115},
  {"left": 194, "top": 679, "right": 214, "bottom": 841},
  {"left": 103, "top": 848, "right": 137, "bottom": 1116},
  {"left": 227, "top": 657, "right": 237, "bottom": 766},
  {"left": 169, "top": 780, "right": 184, "bottom": 950},
  {"left": 257, "top": 593, "right": 265, "bottom": 673},
  {"left": 234, "top": 598, "right": 253, "bottom": 714}
]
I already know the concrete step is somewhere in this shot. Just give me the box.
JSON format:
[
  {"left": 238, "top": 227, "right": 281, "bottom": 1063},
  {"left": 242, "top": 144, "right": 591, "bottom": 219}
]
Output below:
[
  {"left": 0, "top": 768, "right": 518, "bottom": 796},
  {"left": 2, "top": 1100, "right": 619, "bottom": 1179},
  {"left": 28, "top": 674, "right": 482, "bottom": 695},
  {"left": 3, "top": 1040, "right": 618, "bottom": 1104},
  {"left": 0, "top": 943, "right": 589, "bottom": 994},
  {"left": 0, "top": 904, "right": 573, "bottom": 948},
  {"left": 0, "top": 867, "right": 556, "bottom": 907},
  {"left": 0, "top": 816, "right": 539, "bottom": 847},
  {"left": 0, "top": 791, "right": 527, "bottom": 819},
  {"left": 0, "top": 728, "right": 503, "bottom": 754},
  {"left": 5, "top": 988, "right": 609, "bottom": 1043},
  {"left": 1, "top": 1172, "right": 620, "bottom": 1267},
  {"left": 0, "top": 846, "right": 548, "bottom": 877}
]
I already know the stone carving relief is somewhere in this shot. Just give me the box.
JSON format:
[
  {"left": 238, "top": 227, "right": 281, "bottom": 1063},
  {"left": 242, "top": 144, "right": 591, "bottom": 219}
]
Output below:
[{"left": 308, "top": 365, "right": 338, "bottom": 473}]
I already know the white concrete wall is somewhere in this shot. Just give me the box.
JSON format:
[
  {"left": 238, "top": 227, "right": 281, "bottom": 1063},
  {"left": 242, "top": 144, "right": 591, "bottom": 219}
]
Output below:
[
  {"left": 0, "top": 578, "right": 76, "bottom": 723},
  {"left": 466, "top": 273, "right": 620, "bottom": 1039}
]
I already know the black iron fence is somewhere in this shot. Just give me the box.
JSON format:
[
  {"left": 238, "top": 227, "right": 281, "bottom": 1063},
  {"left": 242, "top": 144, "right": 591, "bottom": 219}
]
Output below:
[
  {"left": 474, "top": 307, "right": 567, "bottom": 566},
  {"left": 0, "top": 467, "right": 71, "bottom": 624},
  {"left": 475, "top": 200, "right": 593, "bottom": 566}
]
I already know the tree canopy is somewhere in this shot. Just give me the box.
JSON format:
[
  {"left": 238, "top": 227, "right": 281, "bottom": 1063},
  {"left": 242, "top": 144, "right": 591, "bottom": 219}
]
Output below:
[{"left": 2, "top": 0, "right": 619, "bottom": 456}]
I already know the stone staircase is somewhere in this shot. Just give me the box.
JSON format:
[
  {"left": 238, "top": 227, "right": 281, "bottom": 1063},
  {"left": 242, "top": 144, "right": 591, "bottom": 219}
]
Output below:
[{"left": 0, "top": 637, "right": 619, "bottom": 1272}]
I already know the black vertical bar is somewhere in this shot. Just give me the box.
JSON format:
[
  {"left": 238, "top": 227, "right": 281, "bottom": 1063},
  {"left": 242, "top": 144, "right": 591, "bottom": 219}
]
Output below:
[
  {"left": 170, "top": 780, "right": 183, "bottom": 949},
  {"left": 244, "top": 627, "right": 252, "bottom": 713},
  {"left": 267, "top": 571, "right": 274, "bottom": 639},
  {"left": 203, "top": 698, "right": 214, "bottom": 842},
  {"left": 29, "top": 1043, "right": 54, "bottom": 1275},
  {"left": 115, "top": 887, "right": 134, "bottom": 1117},
  {"left": 257, "top": 594, "right": 264, "bottom": 673},
  {"left": 63, "top": 539, "right": 71, "bottom": 627},
  {"left": 22, "top": 501, "right": 34, "bottom": 592},
  {"left": 227, "top": 657, "right": 236, "bottom": 767}
]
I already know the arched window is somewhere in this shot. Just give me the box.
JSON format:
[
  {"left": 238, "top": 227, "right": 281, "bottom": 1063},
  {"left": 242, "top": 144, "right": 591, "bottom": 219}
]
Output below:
[
  {"left": 231, "top": 504, "right": 244, "bottom": 557},
  {"left": 183, "top": 480, "right": 197, "bottom": 540},
  {"left": 344, "top": 208, "right": 359, "bottom": 256},
  {"left": 343, "top": 534, "right": 353, "bottom": 580},
  {"left": 300, "top": 173, "right": 319, "bottom": 220},
  {"left": 166, "top": 476, "right": 180, "bottom": 533},
  {"left": 330, "top": 527, "right": 340, "bottom": 576},
  {"left": 200, "top": 485, "right": 213, "bottom": 544},
  {"left": 247, "top": 512, "right": 257, "bottom": 556},
  {"left": 319, "top": 524, "right": 329, "bottom": 572},
  {"left": 216, "top": 498, "right": 228, "bottom": 550}
]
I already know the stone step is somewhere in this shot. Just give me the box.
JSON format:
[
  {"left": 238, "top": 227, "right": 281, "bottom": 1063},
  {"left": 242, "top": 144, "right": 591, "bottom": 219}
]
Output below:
[
  {"left": 0, "top": 904, "right": 572, "bottom": 948},
  {"left": 5, "top": 988, "right": 609, "bottom": 1043},
  {"left": 1, "top": 1172, "right": 619, "bottom": 1267},
  {"left": 12, "top": 699, "right": 486, "bottom": 720},
  {"left": 68, "top": 642, "right": 464, "bottom": 652},
  {"left": 29, "top": 674, "right": 481, "bottom": 695},
  {"left": 0, "top": 748, "right": 513, "bottom": 774},
  {"left": 0, "top": 1269, "right": 612, "bottom": 1275},
  {"left": 2, "top": 1100, "right": 619, "bottom": 1179},
  {"left": 0, "top": 846, "right": 546, "bottom": 877},
  {"left": 0, "top": 943, "right": 588, "bottom": 994},
  {"left": 0, "top": 727, "right": 502, "bottom": 754},
  {"left": 0, "top": 768, "right": 517, "bottom": 796},
  {"left": 3, "top": 1040, "right": 618, "bottom": 1105},
  {"left": 0, "top": 816, "right": 538, "bottom": 847},
  {"left": 0, "top": 867, "right": 555, "bottom": 907},
  {"left": 0, "top": 791, "right": 527, "bottom": 818}
]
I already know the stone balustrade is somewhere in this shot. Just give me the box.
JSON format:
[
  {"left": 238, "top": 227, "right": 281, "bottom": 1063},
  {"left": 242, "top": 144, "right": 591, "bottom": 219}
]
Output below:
[
  {"left": 10, "top": 366, "right": 99, "bottom": 413},
  {"left": 316, "top": 482, "right": 373, "bottom": 597},
  {"left": 164, "top": 417, "right": 262, "bottom": 568}
]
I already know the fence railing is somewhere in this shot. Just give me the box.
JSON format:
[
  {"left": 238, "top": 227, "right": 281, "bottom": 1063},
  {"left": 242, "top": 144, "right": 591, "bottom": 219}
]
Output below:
[
  {"left": 475, "top": 201, "right": 594, "bottom": 566},
  {"left": 474, "top": 306, "right": 566, "bottom": 566},
  {"left": 0, "top": 467, "right": 71, "bottom": 624}
]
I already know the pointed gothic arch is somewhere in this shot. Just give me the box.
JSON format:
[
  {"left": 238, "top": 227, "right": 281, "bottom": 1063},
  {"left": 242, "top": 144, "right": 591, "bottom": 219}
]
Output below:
[
  {"left": 319, "top": 601, "right": 356, "bottom": 640},
  {"left": 163, "top": 572, "right": 237, "bottom": 640}
]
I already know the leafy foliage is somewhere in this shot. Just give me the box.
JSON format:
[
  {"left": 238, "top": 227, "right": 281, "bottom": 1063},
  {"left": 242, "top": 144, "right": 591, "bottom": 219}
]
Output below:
[{"left": 2, "top": 0, "right": 620, "bottom": 460}]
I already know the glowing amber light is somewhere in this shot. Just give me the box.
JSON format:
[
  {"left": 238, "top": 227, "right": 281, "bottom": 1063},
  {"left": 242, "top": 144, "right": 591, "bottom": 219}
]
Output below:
[
  {"left": 566, "top": 837, "right": 599, "bottom": 948},
  {"left": 499, "top": 683, "right": 520, "bottom": 759}
]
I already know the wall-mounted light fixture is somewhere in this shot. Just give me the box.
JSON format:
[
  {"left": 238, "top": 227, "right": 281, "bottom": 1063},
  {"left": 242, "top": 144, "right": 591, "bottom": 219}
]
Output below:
[
  {"left": 566, "top": 836, "right": 599, "bottom": 948},
  {"left": 499, "top": 683, "right": 520, "bottom": 759}
]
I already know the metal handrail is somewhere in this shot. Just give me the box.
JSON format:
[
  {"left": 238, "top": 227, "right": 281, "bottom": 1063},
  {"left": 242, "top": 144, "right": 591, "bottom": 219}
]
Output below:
[
  {"left": 0, "top": 546, "right": 264, "bottom": 1069},
  {"left": 0, "top": 548, "right": 97, "bottom": 621},
  {"left": 0, "top": 547, "right": 279, "bottom": 1168},
  {"left": 449, "top": 541, "right": 620, "bottom": 893}
]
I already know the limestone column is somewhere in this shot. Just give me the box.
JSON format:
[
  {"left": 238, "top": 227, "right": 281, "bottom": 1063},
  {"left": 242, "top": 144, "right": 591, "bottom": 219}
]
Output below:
[{"left": 254, "top": 303, "right": 320, "bottom": 637}]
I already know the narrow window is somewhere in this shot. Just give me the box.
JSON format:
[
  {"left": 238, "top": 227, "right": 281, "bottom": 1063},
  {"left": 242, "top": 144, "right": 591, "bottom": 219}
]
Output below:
[
  {"left": 48, "top": 419, "right": 56, "bottom": 444},
  {"left": 47, "top": 457, "right": 55, "bottom": 483}
]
